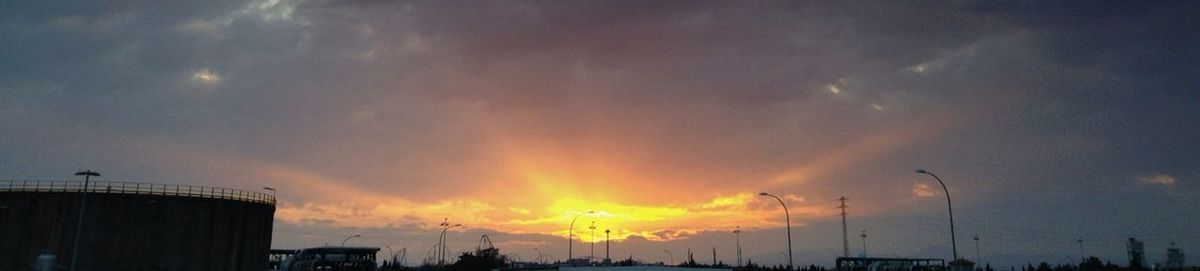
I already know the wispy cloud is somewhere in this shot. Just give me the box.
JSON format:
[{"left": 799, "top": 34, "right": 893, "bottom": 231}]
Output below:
[
  {"left": 1139, "top": 174, "right": 1178, "bottom": 186},
  {"left": 912, "top": 183, "right": 937, "bottom": 197}
]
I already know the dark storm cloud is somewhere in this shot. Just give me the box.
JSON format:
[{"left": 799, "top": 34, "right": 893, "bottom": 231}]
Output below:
[{"left": 380, "top": 0, "right": 1004, "bottom": 104}]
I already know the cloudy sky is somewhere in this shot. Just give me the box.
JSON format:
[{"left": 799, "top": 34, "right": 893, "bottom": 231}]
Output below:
[{"left": 2, "top": 0, "right": 1198, "bottom": 267}]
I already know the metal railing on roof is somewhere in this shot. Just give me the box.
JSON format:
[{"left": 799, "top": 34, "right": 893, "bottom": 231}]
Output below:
[{"left": 0, "top": 180, "right": 276, "bottom": 206}]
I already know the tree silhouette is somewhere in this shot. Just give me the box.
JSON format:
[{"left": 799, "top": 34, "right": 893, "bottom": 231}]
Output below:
[{"left": 448, "top": 247, "right": 507, "bottom": 271}]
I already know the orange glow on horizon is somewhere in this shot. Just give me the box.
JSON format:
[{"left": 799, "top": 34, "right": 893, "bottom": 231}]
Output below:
[{"left": 128, "top": 113, "right": 955, "bottom": 243}]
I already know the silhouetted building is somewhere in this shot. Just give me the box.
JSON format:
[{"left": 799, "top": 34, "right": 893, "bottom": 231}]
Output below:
[
  {"left": 270, "top": 249, "right": 298, "bottom": 270},
  {"left": 1128, "top": 238, "right": 1146, "bottom": 269},
  {"left": 277, "top": 247, "right": 379, "bottom": 271},
  {"left": 1166, "top": 245, "right": 1186, "bottom": 269},
  {"left": 0, "top": 180, "right": 275, "bottom": 271},
  {"left": 836, "top": 257, "right": 946, "bottom": 271}
]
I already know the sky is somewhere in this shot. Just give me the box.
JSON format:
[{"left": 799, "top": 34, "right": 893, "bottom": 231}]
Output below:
[{"left": 2, "top": 0, "right": 1199, "bottom": 268}]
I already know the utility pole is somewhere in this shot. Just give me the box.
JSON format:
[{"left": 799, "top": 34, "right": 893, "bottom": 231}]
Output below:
[
  {"left": 860, "top": 230, "right": 867, "bottom": 257},
  {"left": 839, "top": 196, "right": 850, "bottom": 258},
  {"left": 439, "top": 219, "right": 449, "bottom": 269},
  {"left": 438, "top": 218, "right": 461, "bottom": 270},
  {"left": 589, "top": 221, "right": 597, "bottom": 262},
  {"left": 733, "top": 226, "right": 743, "bottom": 267}
]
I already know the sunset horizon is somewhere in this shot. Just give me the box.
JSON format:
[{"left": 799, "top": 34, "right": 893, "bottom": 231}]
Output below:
[{"left": 2, "top": 1, "right": 1197, "bottom": 270}]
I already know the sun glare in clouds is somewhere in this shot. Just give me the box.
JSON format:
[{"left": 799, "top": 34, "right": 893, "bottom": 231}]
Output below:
[
  {"left": 190, "top": 68, "right": 221, "bottom": 85},
  {"left": 907, "top": 64, "right": 928, "bottom": 73},
  {"left": 262, "top": 118, "right": 961, "bottom": 243},
  {"left": 827, "top": 84, "right": 842, "bottom": 94},
  {"left": 912, "top": 183, "right": 937, "bottom": 197},
  {"left": 137, "top": 132, "right": 790, "bottom": 242},
  {"left": 1138, "top": 174, "right": 1177, "bottom": 186},
  {"left": 264, "top": 157, "right": 823, "bottom": 242}
]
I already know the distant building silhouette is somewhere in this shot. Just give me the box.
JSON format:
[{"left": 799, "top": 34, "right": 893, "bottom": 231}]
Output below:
[
  {"left": 1166, "top": 242, "right": 1186, "bottom": 270},
  {"left": 1127, "top": 238, "right": 1145, "bottom": 269}
]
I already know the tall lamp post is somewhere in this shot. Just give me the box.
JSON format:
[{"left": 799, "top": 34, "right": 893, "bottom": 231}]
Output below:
[
  {"left": 860, "top": 230, "right": 867, "bottom": 257},
  {"left": 568, "top": 210, "right": 595, "bottom": 261},
  {"left": 915, "top": 168, "right": 959, "bottom": 260},
  {"left": 589, "top": 221, "right": 597, "bottom": 261},
  {"left": 438, "top": 219, "right": 462, "bottom": 269},
  {"left": 733, "top": 226, "right": 743, "bottom": 267},
  {"left": 70, "top": 170, "right": 100, "bottom": 271},
  {"left": 342, "top": 234, "right": 361, "bottom": 246},
  {"left": 663, "top": 249, "right": 674, "bottom": 265},
  {"left": 759, "top": 192, "right": 793, "bottom": 270},
  {"left": 604, "top": 229, "right": 611, "bottom": 262}
]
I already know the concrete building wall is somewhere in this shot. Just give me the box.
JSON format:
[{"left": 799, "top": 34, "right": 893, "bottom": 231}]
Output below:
[{"left": 0, "top": 191, "right": 275, "bottom": 271}]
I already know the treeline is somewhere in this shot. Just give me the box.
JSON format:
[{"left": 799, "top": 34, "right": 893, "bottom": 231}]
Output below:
[
  {"left": 380, "top": 247, "right": 509, "bottom": 271},
  {"left": 1017, "top": 257, "right": 1197, "bottom": 271}
]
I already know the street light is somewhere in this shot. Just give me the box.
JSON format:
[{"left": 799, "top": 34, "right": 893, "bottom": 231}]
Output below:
[
  {"left": 915, "top": 168, "right": 959, "bottom": 260},
  {"left": 733, "top": 226, "right": 743, "bottom": 267},
  {"left": 568, "top": 210, "right": 595, "bottom": 261},
  {"left": 438, "top": 219, "right": 462, "bottom": 269},
  {"left": 759, "top": 192, "right": 793, "bottom": 270},
  {"left": 342, "top": 234, "right": 361, "bottom": 246},
  {"left": 860, "top": 230, "right": 867, "bottom": 257},
  {"left": 70, "top": 170, "right": 100, "bottom": 271}
]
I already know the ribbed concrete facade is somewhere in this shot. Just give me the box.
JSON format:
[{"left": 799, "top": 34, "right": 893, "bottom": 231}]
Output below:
[{"left": 0, "top": 181, "right": 275, "bottom": 271}]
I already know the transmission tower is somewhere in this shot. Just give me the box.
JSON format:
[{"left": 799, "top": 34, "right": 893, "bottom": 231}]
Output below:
[{"left": 839, "top": 196, "right": 850, "bottom": 258}]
